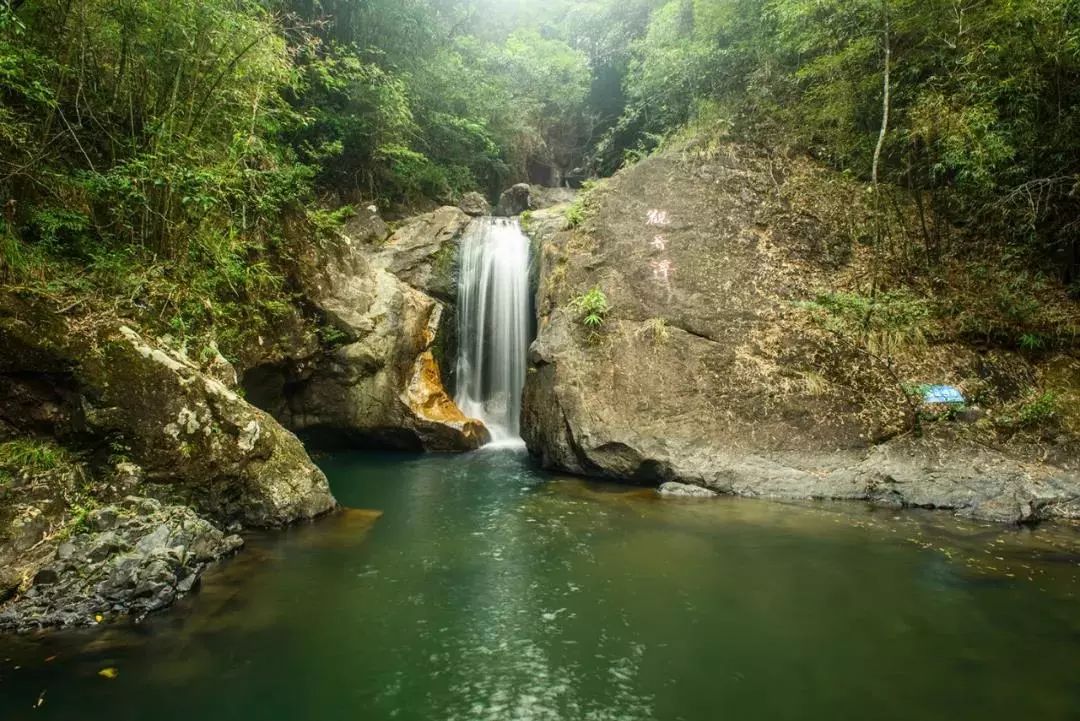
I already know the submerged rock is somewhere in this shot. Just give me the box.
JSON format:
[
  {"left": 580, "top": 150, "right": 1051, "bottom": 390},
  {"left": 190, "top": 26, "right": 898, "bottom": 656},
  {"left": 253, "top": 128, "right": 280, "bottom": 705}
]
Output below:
[{"left": 658, "top": 482, "right": 718, "bottom": 498}]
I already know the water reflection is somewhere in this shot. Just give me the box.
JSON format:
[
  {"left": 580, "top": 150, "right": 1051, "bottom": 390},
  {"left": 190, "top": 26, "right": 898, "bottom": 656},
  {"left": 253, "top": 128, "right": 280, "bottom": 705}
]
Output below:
[{"left": 1, "top": 449, "right": 1079, "bottom": 721}]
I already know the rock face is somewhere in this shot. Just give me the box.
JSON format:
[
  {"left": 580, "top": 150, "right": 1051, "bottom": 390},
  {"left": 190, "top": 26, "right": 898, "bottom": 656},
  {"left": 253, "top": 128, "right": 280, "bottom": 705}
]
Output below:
[
  {"left": 0, "top": 294, "right": 337, "bottom": 630},
  {"left": 244, "top": 206, "right": 488, "bottom": 451},
  {"left": 522, "top": 141, "right": 1080, "bottom": 523},
  {"left": 528, "top": 185, "right": 576, "bottom": 211},
  {"left": 0, "top": 297, "right": 336, "bottom": 528},
  {"left": 494, "top": 183, "right": 576, "bottom": 217},
  {"left": 374, "top": 206, "right": 472, "bottom": 302}
]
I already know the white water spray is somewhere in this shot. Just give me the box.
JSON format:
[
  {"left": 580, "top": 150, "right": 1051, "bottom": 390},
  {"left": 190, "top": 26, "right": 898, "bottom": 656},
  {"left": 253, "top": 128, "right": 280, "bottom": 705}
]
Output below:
[{"left": 454, "top": 217, "right": 531, "bottom": 443}]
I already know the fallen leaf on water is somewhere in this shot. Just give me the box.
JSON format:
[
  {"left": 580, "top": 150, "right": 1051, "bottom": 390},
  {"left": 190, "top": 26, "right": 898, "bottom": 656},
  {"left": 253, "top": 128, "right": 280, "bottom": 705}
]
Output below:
[
  {"left": 44, "top": 656, "right": 57, "bottom": 663},
  {"left": 34, "top": 691, "right": 46, "bottom": 708},
  {"left": 94, "top": 615, "right": 103, "bottom": 623},
  {"left": 98, "top": 667, "right": 118, "bottom": 680}
]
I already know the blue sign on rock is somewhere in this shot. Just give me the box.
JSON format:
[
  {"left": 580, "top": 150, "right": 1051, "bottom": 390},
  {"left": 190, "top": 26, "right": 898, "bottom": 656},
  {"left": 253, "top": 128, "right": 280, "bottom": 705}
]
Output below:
[{"left": 922, "top": 385, "right": 965, "bottom": 405}]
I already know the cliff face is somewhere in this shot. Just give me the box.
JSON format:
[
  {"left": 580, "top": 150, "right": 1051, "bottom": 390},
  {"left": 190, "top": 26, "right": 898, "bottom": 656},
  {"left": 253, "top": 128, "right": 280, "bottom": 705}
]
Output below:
[
  {"left": 522, "top": 141, "right": 1080, "bottom": 523},
  {"left": 241, "top": 206, "right": 488, "bottom": 451}
]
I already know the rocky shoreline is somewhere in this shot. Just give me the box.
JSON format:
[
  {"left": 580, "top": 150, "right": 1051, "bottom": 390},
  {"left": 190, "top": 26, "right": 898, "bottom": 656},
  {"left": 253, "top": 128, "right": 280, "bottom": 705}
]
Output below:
[{"left": 0, "top": 200, "right": 495, "bottom": 633}]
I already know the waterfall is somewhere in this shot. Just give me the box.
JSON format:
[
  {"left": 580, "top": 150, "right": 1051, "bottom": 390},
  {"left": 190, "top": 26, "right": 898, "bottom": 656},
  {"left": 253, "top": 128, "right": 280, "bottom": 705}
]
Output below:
[{"left": 454, "top": 217, "right": 531, "bottom": 444}]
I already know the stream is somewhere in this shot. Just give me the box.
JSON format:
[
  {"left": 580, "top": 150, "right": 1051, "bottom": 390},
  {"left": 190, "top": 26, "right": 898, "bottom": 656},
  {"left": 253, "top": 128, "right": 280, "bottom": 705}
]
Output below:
[{"left": 1, "top": 447, "right": 1079, "bottom": 720}]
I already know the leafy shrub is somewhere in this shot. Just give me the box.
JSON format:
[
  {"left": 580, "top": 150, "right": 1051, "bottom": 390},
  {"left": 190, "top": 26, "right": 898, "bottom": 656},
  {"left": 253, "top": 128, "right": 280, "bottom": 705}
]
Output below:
[
  {"left": 565, "top": 180, "right": 600, "bottom": 229},
  {"left": 570, "top": 286, "right": 610, "bottom": 329},
  {"left": 992, "top": 389, "right": 1061, "bottom": 432},
  {"left": 1013, "top": 391, "right": 1060, "bottom": 429}
]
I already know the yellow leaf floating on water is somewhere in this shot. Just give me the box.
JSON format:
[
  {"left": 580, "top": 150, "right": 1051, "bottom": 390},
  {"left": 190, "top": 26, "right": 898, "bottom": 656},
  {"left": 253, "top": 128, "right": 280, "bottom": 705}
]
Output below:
[
  {"left": 98, "top": 668, "right": 118, "bottom": 680},
  {"left": 94, "top": 615, "right": 103, "bottom": 623}
]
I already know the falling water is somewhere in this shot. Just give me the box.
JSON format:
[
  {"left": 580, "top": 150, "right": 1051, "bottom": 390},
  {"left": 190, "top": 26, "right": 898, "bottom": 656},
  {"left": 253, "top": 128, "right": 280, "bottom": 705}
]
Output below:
[{"left": 455, "top": 217, "right": 531, "bottom": 443}]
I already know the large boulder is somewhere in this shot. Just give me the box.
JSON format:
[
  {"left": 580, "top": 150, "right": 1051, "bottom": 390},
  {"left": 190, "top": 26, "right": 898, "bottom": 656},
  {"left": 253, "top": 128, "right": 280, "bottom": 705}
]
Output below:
[
  {"left": 0, "top": 294, "right": 337, "bottom": 629},
  {"left": 458, "top": 192, "right": 491, "bottom": 217},
  {"left": 374, "top": 205, "right": 471, "bottom": 302},
  {"left": 494, "top": 183, "right": 532, "bottom": 217},
  {"left": 0, "top": 296, "right": 336, "bottom": 528},
  {"left": 529, "top": 185, "right": 577, "bottom": 211},
  {"left": 521, "top": 141, "right": 1080, "bottom": 523},
  {"left": 245, "top": 207, "right": 488, "bottom": 451}
]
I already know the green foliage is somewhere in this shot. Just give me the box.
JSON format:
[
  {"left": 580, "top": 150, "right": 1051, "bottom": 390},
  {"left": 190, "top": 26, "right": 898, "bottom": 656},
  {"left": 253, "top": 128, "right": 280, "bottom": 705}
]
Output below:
[
  {"left": 0, "top": 438, "right": 71, "bottom": 483},
  {"left": 0, "top": 0, "right": 597, "bottom": 348},
  {"left": 570, "top": 286, "right": 611, "bottom": 329},
  {"left": 998, "top": 390, "right": 1061, "bottom": 430},
  {"left": 942, "top": 263, "right": 1080, "bottom": 350},
  {"left": 1018, "top": 392, "right": 1060, "bottom": 427},
  {"left": 565, "top": 180, "right": 601, "bottom": 229},
  {"left": 801, "top": 290, "right": 932, "bottom": 356},
  {"left": 317, "top": 323, "right": 349, "bottom": 348},
  {"left": 591, "top": 0, "right": 1080, "bottom": 283},
  {"left": 3, "top": 0, "right": 1076, "bottom": 368}
]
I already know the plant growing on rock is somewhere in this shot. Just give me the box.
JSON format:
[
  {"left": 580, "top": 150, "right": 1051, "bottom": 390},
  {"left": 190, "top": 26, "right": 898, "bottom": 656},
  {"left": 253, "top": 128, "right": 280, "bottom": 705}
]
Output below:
[
  {"left": 637, "top": 317, "right": 670, "bottom": 344},
  {"left": 570, "top": 286, "right": 610, "bottom": 331},
  {"left": 999, "top": 390, "right": 1060, "bottom": 430},
  {"left": 0, "top": 439, "right": 70, "bottom": 481},
  {"left": 565, "top": 180, "right": 601, "bottom": 229}
]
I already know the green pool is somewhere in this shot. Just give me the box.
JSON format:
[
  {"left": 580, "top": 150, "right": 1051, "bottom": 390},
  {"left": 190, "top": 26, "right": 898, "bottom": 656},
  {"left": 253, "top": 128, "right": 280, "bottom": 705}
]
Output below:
[{"left": 2, "top": 448, "right": 1079, "bottom": 720}]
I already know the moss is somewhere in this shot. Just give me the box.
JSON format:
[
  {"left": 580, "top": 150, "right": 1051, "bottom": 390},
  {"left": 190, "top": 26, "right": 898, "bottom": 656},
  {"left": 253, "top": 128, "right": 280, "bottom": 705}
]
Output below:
[{"left": 432, "top": 241, "right": 458, "bottom": 293}]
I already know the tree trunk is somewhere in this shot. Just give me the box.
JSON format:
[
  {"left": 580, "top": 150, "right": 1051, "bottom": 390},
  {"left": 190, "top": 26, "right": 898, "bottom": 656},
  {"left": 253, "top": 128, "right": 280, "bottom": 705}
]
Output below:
[
  {"left": 868, "top": 0, "right": 892, "bottom": 301},
  {"left": 872, "top": 0, "right": 891, "bottom": 191}
]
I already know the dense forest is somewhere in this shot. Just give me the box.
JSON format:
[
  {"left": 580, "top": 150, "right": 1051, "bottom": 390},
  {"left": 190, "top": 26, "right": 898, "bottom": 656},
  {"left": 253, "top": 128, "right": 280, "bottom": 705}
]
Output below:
[
  {"left": 5, "top": 0, "right": 1080, "bottom": 697},
  {"left": 1, "top": 0, "right": 1078, "bottom": 352}
]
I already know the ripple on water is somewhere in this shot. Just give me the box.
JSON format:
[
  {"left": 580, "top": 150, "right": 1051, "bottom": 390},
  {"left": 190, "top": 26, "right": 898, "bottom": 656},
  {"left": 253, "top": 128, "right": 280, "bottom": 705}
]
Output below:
[{"left": 2, "top": 450, "right": 1080, "bottom": 721}]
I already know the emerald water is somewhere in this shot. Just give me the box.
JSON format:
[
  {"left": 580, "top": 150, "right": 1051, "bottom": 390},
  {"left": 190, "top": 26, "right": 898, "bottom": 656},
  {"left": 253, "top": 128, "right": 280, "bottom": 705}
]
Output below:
[{"left": 2, "top": 448, "right": 1080, "bottom": 720}]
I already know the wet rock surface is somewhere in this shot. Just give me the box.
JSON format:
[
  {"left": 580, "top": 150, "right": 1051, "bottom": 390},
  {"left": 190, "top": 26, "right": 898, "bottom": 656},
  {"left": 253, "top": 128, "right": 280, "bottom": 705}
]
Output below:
[{"left": 0, "top": 496, "right": 242, "bottom": 632}]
